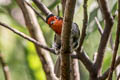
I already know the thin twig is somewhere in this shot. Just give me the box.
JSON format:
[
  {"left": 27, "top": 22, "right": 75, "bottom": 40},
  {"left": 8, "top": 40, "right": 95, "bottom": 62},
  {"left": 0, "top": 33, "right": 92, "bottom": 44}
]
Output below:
[
  {"left": 95, "top": 17, "right": 114, "bottom": 50},
  {"left": 24, "top": 1, "right": 46, "bottom": 22},
  {"left": 57, "top": 5, "right": 60, "bottom": 16},
  {"left": 32, "top": 0, "right": 52, "bottom": 16},
  {"left": 108, "top": 0, "right": 120, "bottom": 79},
  {"left": 0, "top": 53, "right": 11, "bottom": 80},
  {"left": 94, "top": 17, "right": 103, "bottom": 35},
  {"left": 0, "top": 22, "right": 56, "bottom": 54},
  {"left": 77, "top": 0, "right": 88, "bottom": 51}
]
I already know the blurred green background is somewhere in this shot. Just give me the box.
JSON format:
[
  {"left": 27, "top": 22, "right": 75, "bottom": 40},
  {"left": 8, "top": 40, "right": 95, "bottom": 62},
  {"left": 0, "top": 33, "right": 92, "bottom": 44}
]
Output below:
[{"left": 0, "top": 0, "right": 119, "bottom": 80}]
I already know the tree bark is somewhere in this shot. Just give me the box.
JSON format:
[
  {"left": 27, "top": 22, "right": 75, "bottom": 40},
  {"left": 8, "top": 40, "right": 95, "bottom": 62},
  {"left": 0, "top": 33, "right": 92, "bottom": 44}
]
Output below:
[
  {"left": 16, "top": 0, "right": 57, "bottom": 80},
  {"left": 60, "top": 0, "right": 76, "bottom": 79}
]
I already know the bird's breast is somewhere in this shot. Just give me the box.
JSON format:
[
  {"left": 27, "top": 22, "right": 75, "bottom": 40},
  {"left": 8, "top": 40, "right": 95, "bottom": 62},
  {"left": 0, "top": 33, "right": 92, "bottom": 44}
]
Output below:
[{"left": 51, "top": 20, "right": 63, "bottom": 35}]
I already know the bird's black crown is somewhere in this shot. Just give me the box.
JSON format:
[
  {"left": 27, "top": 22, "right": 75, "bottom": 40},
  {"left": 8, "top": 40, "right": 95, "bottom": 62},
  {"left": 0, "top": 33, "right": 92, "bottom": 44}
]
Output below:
[{"left": 46, "top": 14, "right": 54, "bottom": 23}]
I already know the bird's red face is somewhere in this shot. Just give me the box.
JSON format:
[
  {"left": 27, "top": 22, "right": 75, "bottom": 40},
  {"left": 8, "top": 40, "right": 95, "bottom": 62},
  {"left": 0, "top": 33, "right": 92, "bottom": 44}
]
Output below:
[
  {"left": 46, "top": 15, "right": 63, "bottom": 35},
  {"left": 47, "top": 16, "right": 57, "bottom": 26}
]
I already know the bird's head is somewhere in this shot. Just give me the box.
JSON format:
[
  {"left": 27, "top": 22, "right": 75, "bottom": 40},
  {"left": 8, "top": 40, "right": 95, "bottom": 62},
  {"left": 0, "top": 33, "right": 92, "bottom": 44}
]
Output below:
[
  {"left": 46, "top": 14, "right": 57, "bottom": 26},
  {"left": 46, "top": 14, "right": 63, "bottom": 35}
]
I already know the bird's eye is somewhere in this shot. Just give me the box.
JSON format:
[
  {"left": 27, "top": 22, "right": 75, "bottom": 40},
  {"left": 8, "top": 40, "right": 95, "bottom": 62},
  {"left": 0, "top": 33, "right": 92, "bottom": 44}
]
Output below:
[{"left": 50, "top": 21, "right": 55, "bottom": 25}]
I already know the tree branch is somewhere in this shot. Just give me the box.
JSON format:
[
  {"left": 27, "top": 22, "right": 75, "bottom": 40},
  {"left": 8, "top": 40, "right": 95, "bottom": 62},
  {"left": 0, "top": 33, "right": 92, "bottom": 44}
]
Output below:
[
  {"left": 77, "top": 0, "right": 88, "bottom": 51},
  {"left": 74, "top": 0, "right": 93, "bottom": 75},
  {"left": 16, "top": 0, "right": 58, "bottom": 80},
  {"left": 95, "top": 17, "right": 120, "bottom": 80},
  {"left": 72, "top": 0, "right": 93, "bottom": 77},
  {"left": 32, "top": 0, "right": 52, "bottom": 16},
  {"left": 70, "top": 52, "right": 80, "bottom": 80},
  {"left": 94, "top": 0, "right": 114, "bottom": 76},
  {"left": 72, "top": 50, "right": 94, "bottom": 73},
  {"left": 61, "top": 0, "right": 66, "bottom": 15},
  {"left": 0, "top": 22, "right": 56, "bottom": 54},
  {"left": 0, "top": 53, "right": 11, "bottom": 80},
  {"left": 116, "top": 60, "right": 120, "bottom": 80},
  {"left": 60, "top": 0, "right": 76, "bottom": 79},
  {"left": 108, "top": 0, "right": 120, "bottom": 79},
  {"left": 61, "top": 0, "right": 80, "bottom": 80},
  {"left": 117, "top": 73, "right": 120, "bottom": 80},
  {"left": 98, "top": 56, "right": 120, "bottom": 80}
]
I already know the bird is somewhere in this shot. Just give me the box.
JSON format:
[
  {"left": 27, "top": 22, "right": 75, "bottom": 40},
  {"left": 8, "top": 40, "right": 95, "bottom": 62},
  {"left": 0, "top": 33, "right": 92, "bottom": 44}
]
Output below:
[
  {"left": 46, "top": 14, "right": 80, "bottom": 52},
  {"left": 46, "top": 14, "right": 80, "bottom": 77}
]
